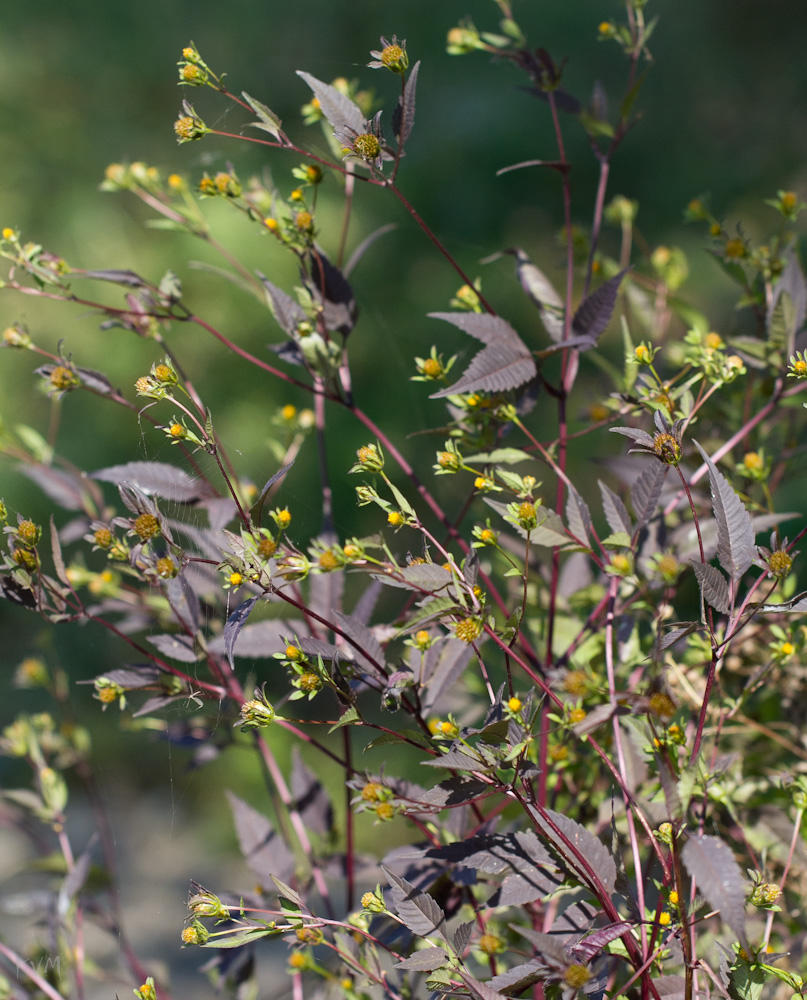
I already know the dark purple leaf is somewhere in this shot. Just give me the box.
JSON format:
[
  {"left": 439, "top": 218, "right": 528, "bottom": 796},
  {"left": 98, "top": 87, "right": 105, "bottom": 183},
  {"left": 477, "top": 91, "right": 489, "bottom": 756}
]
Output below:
[
  {"left": 268, "top": 340, "right": 305, "bottom": 366},
  {"left": 505, "top": 248, "right": 565, "bottom": 341},
  {"left": 257, "top": 461, "right": 295, "bottom": 501},
  {"left": 490, "top": 867, "right": 561, "bottom": 906},
  {"left": 372, "top": 563, "right": 454, "bottom": 592},
  {"left": 306, "top": 247, "right": 357, "bottom": 335},
  {"left": 257, "top": 273, "right": 305, "bottom": 335},
  {"left": 296, "top": 71, "right": 366, "bottom": 135},
  {"left": 421, "top": 749, "right": 484, "bottom": 771},
  {"left": 690, "top": 561, "right": 730, "bottom": 615},
  {"left": 693, "top": 442, "right": 755, "bottom": 581},
  {"left": 92, "top": 461, "right": 214, "bottom": 502},
  {"left": 682, "top": 834, "right": 749, "bottom": 950},
  {"left": 487, "top": 961, "right": 545, "bottom": 996},
  {"left": 427, "top": 312, "right": 537, "bottom": 397},
  {"left": 394, "top": 946, "right": 447, "bottom": 971},
  {"left": 610, "top": 426, "right": 655, "bottom": 448},
  {"left": 598, "top": 481, "right": 633, "bottom": 537},
  {"left": 293, "top": 635, "right": 346, "bottom": 662},
  {"left": 767, "top": 245, "right": 807, "bottom": 347},
  {"left": 227, "top": 790, "right": 297, "bottom": 884},
  {"left": 333, "top": 611, "right": 386, "bottom": 672},
  {"left": 97, "top": 665, "right": 163, "bottom": 689},
  {"left": 392, "top": 60, "right": 420, "bottom": 144},
  {"left": 520, "top": 86, "right": 581, "bottom": 114},
  {"left": 572, "top": 270, "right": 627, "bottom": 343},
  {"left": 421, "top": 639, "right": 474, "bottom": 712},
  {"left": 415, "top": 776, "right": 488, "bottom": 810},
  {"left": 223, "top": 597, "right": 259, "bottom": 671},
  {"left": 570, "top": 921, "right": 633, "bottom": 962},
  {"left": 565, "top": 487, "right": 592, "bottom": 547},
  {"left": 652, "top": 976, "right": 686, "bottom": 1000},
  {"left": 382, "top": 866, "right": 446, "bottom": 939},
  {"left": 49, "top": 515, "right": 69, "bottom": 586},
  {"left": 78, "top": 269, "right": 147, "bottom": 287},
  {"left": 309, "top": 560, "right": 345, "bottom": 627},
  {"left": 454, "top": 920, "right": 474, "bottom": 956},
  {"left": 0, "top": 576, "right": 36, "bottom": 608},
  {"left": 659, "top": 622, "right": 699, "bottom": 649},
  {"left": 630, "top": 464, "right": 667, "bottom": 529}
]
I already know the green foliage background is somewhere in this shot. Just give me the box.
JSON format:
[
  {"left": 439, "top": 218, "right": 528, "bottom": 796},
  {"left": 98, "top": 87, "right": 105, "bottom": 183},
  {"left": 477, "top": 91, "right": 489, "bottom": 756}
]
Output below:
[{"left": 1, "top": 1, "right": 807, "bottom": 994}]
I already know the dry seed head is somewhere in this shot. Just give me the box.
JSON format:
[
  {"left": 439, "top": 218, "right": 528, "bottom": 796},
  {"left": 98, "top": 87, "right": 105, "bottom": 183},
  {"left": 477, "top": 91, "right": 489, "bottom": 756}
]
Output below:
[
  {"left": 156, "top": 558, "right": 177, "bottom": 579},
  {"left": 769, "top": 550, "right": 793, "bottom": 577},
  {"left": 454, "top": 617, "right": 482, "bottom": 644},
  {"left": 352, "top": 134, "right": 381, "bottom": 161}
]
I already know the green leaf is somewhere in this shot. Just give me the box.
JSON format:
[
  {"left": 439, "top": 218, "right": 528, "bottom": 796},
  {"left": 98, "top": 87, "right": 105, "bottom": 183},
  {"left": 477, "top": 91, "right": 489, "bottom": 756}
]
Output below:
[
  {"left": 619, "top": 66, "right": 650, "bottom": 123},
  {"left": 386, "top": 480, "right": 416, "bottom": 517},
  {"left": 464, "top": 448, "right": 534, "bottom": 465},
  {"left": 329, "top": 704, "right": 362, "bottom": 733},
  {"left": 202, "top": 926, "right": 277, "bottom": 948},
  {"left": 363, "top": 729, "right": 433, "bottom": 753},
  {"left": 601, "top": 531, "right": 632, "bottom": 549}
]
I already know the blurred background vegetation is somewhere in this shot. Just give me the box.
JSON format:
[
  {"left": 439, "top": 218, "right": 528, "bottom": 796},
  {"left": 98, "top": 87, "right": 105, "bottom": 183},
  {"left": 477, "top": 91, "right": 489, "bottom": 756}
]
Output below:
[{"left": 2, "top": 0, "right": 807, "bottom": 994}]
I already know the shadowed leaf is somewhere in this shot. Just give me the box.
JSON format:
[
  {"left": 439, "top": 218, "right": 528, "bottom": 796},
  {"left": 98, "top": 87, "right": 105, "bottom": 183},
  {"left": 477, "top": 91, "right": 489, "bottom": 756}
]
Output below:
[
  {"left": 599, "top": 481, "right": 633, "bottom": 536},
  {"left": 222, "top": 597, "right": 259, "bottom": 670},
  {"left": 693, "top": 442, "right": 756, "bottom": 581},
  {"left": 530, "top": 807, "right": 616, "bottom": 894},
  {"left": 392, "top": 60, "right": 420, "bottom": 144},
  {"left": 572, "top": 270, "right": 627, "bottom": 344},
  {"left": 395, "top": 946, "right": 447, "bottom": 971},
  {"left": 506, "top": 248, "right": 565, "bottom": 341},
  {"left": 242, "top": 91, "right": 283, "bottom": 140},
  {"left": 382, "top": 866, "right": 447, "bottom": 939},
  {"left": 630, "top": 464, "right": 667, "bottom": 529},
  {"left": 258, "top": 273, "right": 305, "bottom": 335},
  {"left": 682, "top": 834, "right": 749, "bottom": 950},
  {"left": 92, "top": 461, "right": 214, "bottom": 502},
  {"left": 691, "top": 561, "right": 730, "bottom": 615}
]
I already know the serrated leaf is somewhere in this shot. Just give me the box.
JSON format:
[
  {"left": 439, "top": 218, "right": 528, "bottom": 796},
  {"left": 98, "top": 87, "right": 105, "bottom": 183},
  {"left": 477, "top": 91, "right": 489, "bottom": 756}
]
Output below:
[
  {"left": 454, "top": 920, "right": 474, "bottom": 955},
  {"left": 291, "top": 748, "right": 333, "bottom": 836},
  {"left": 382, "top": 866, "right": 446, "bottom": 939},
  {"left": 147, "top": 633, "right": 199, "bottom": 663},
  {"left": 394, "top": 946, "right": 448, "bottom": 971},
  {"left": 767, "top": 245, "right": 807, "bottom": 351},
  {"left": 487, "top": 961, "right": 544, "bottom": 997},
  {"left": 571, "top": 921, "right": 632, "bottom": 962},
  {"left": 372, "top": 563, "right": 454, "bottom": 593},
  {"left": 421, "top": 639, "right": 474, "bottom": 712},
  {"left": 693, "top": 441, "right": 755, "bottom": 581},
  {"left": 363, "top": 729, "right": 433, "bottom": 753},
  {"left": 599, "top": 481, "right": 633, "bottom": 537},
  {"left": 507, "top": 248, "right": 565, "bottom": 341},
  {"left": 223, "top": 597, "right": 258, "bottom": 671},
  {"left": 415, "top": 776, "right": 488, "bottom": 809},
  {"left": 296, "top": 71, "right": 365, "bottom": 135},
  {"left": 691, "top": 561, "right": 731, "bottom": 615},
  {"left": 659, "top": 622, "right": 699, "bottom": 649},
  {"left": 225, "top": 791, "right": 295, "bottom": 884},
  {"left": 427, "top": 312, "right": 537, "bottom": 398},
  {"left": 530, "top": 807, "right": 616, "bottom": 894},
  {"left": 682, "top": 834, "right": 749, "bottom": 950},
  {"left": 306, "top": 247, "right": 357, "bottom": 336},
  {"left": 630, "top": 464, "right": 667, "bottom": 529},
  {"left": 333, "top": 611, "right": 386, "bottom": 673},
  {"left": 19, "top": 465, "right": 87, "bottom": 511},
  {"left": 652, "top": 975, "right": 686, "bottom": 1000},
  {"left": 754, "top": 590, "right": 807, "bottom": 613},
  {"left": 571, "top": 270, "right": 626, "bottom": 344},
  {"left": 392, "top": 60, "right": 419, "bottom": 144},
  {"left": 421, "top": 749, "right": 484, "bottom": 771},
  {"left": 242, "top": 91, "right": 283, "bottom": 140},
  {"left": 565, "top": 487, "right": 592, "bottom": 547}
]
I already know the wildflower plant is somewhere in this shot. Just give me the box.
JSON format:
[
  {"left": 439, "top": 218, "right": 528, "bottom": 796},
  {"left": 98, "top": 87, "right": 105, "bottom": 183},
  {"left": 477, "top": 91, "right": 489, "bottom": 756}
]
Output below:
[{"left": 3, "top": 5, "right": 807, "bottom": 1000}]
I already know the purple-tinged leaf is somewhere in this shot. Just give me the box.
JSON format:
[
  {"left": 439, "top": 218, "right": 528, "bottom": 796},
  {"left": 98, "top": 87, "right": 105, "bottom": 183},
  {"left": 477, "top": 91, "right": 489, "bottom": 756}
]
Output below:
[
  {"left": 520, "top": 85, "right": 581, "bottom": 114},
  {"left": 309, "top": 563, "right": 345, "bottom": 629},
  {"left": 392, "top": 60, "right": 419, "bottom": 144},
  {"left": 487, "top": 961, "right": 544, "bottom": 996},
  {"left": 394, "top": 946, "right": 447, "bottom": 971},
  {"left": 415, "top": 776, "right": 488, "bottom": 810},
  {"left": 351, "top": 578, "right": 382, "bottom": 625},
  {"left": 506, "top": 248, "right": 565, "bottom": 341},
  {"left": 147, "top": 633, "right": 198, "bottom": 663},
  {"left": 372, "top": 563, "right": 454, "bottom": 593},
  {"left": 530, "top": 807, "right": 616, "bottom": 894},
  {"left": 344, "top": 223, "right": 397, "bottom": 278},
  {"left": 59, "top": 836, "right": 96, "bottom": 916},
  {"left": 459, "top": 972, "right": 507, "bottom": 1000},
  {"left": 270, "top": 873, "right": 305, "bottom": 909},
  {"left": 572, "top": 270, "right": 627, "bottom": 345},
  {"left": 19, "top": 464, "right": 87, "bottom": 512},
  {"left": 422, "top": 639, "right": 474, "bottom": 712},
  {"left": 490, "top": 865, "right": 562, "bottom": 906},
  {"left": 598, "top": 481, "right": 633, "bottom": 537},
  {"left": 78, "top": 268, "right": 147, "bottom": 287},
  {"left": 571, "top": 702, "right": 622, "bottom": 737},
  {"left": 96, "top": 665, "right": 163, "bottom": 689},
  {"left": 208, "top": 619, "right": 302, "bottom": 659},
  {"left": 382, "top": 866, "right": 447, "bottom": 939},
  {"left": 767, "top": 245, "right": 807, "bottom": 349},
  {"left": 257, "top": 273, "right": 305, "bottom": 335},
  {"left": 682, "top": 834, "right": 750, "bottom": 950},
  {"left": 691, "top": 561, "right": 730, "bottom": 615},
  {"left": 630, "top": 464, "right": 667, "bottom": 529},
  {"left": 93, "top": 461, "right": 214, "bottom": 502},
  {"left": 427, "top": 312, "right": 537, "bottom": 398},
  {"left": 0, "top": 576, "right": 37, "bottom": 607},
  {"left": 693, "top": 441, "right": 755, "bottom": 581},
  {"left": 333, "top": 611, "right": 386, "bottom": 672},
  {"left": 268, "top": 340, "right": 305, "bottom": 367},
  {"left": 223, "top": 597, "right": 258, "bottom": 671},
  {"left": 257, "top": 460, "right": 295, "bottom": 501},
  {"left": 659, "top": 622, "right": 700, "bottom": 649},
  {"left": 571, "top": 921, "right": 633, "bottom": 962},
  {"left": 565, "top": 487, "right": 592, "bottom": 548},
  {"left": 49, "top": 515, "right": 70, "bottom": 587},
  {"left": 652, "top": 975, "right": 686, "bottom": 1000},
  {"left": 296, "top": 71, "right": 365, "bottom": 135},
  {"left": 754, "top": 590, "right": 807, "bottom": 613},
  {"left": 291, "top": 748, "right": 333, "bottom": 836},
  {"left": 421, "top": 749, "right": 485, "bottom": 771}
]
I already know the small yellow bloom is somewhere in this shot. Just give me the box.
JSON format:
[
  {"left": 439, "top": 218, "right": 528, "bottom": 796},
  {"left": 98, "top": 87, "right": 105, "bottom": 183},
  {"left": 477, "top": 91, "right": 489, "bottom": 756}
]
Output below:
[
  {"left": 290, "top": 188, "right": 304, "bottom": 201},
  {"left": 229, "top": 571, "right": 243, "bottom": 586},
  {"left": 2, "top": 226, "right": 16, "bottom": 240},
  {"left": 480, "top": 528, "right": 496, "bottom": 544},
  {"left": 387, "top": 511, "right": 405, "bottom": 526},
  {"left": 281, "top": 404, "right": 297, "bottom": 421},
  {"left": 569, "top": 707, "right": 586, "bottom": 725},
  {"left": 286, "top": 645, "right": 303, "bottom": 661},
  {"left": 508, "top": 697, "right": 522, "bottom": 713},
  {"left": 669, "top": 891, "right": 679, "bottom": 905},
  {"left": 265, "top": 217, "right": 279, "bottom": 231},
  {"left": 277, "top": 509, "right": 292, "bottom": 529},
  {"left": 659, "top": 911, "right": 671, "bottom": 926}
]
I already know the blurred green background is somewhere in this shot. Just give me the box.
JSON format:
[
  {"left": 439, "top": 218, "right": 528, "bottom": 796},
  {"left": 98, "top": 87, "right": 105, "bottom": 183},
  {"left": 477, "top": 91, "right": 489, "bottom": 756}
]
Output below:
[{"left": 2, "top": 0, "right": 807, "bottom": 995}]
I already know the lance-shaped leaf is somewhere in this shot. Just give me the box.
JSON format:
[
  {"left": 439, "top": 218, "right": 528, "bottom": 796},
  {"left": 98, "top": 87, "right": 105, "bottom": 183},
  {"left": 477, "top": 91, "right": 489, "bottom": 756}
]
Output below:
[
  {"left": 222, "top": 597, "right": 258, "bottom": 670},
  {"left": 428, "top": 313, "right": 537, "bottom": 398},
  {"left": 682, "top": 834, "right": 750, "bottom": 951},
  {"left": 392, "top": 60, "right": 420, "bottom": 144},
  {"left": 753, "top": 590, "right": 807, "bottom": 614},
  {"left": 305, "top": 248, "right": 357, "bottom": 336},
  {"left": 92, "top": 461, "right": 215, "bottom": 502},
  {"left": 460, "top": 973, "right": 507, "bottom": 1000},
  {"left": 570, "top": 921, "right": 633, "bottom": 963},
  {"left": 571, "top": 270, "right": 627, "bottom": 345},
  {"left": 296, "top": 71, "right": 365, "bottom": 135},
  {"left": 693, "top": 441, "right": 755, "bottom": 581},
  {"left": 226, "top": 791, "right": 296, "bottom": 884},
  {"left": 691, "top": 561, "right": 730, "bottom": 615},
  {"left": 767, "top": 245, "right": 807, "bottom": 351},
  {"left": 598, "top": 481, "right": 633, "bottom": 537},
  {"left": 487, "top": 961, "right": 545, "bottom": 997},
  {"left": 382, "top": 866, "right": 447, "bottom": 939},
  {"left": 565, "top": 487, "right": 592, "bottom": 547},
  {"left": 630, "top": 464, "right": 667, "bottom": 530},
  {"left": 454, "top": 920, "right": 474, "bottom": 956},
  {"left": 242, "top": 92, "right": 284, "bottom": 141},
  {"left": 395, "top": 946, "right": 448, "bottom": 971},
  {"left": 530, "top": 807, "right": 616, "bottom": 894},
  {"left": 504, "top": 248, "right": 565, "bottom": 341},
  {"left": 257, "top": 273, "right": 305, "bottom": 335}
]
